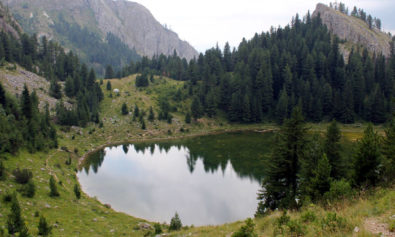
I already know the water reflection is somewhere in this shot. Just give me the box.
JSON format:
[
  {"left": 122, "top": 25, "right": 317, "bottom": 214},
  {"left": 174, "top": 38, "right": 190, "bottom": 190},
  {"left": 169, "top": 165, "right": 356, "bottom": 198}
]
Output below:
[{"left": 77, "top": 132, "right": 273, "bottom": 226}]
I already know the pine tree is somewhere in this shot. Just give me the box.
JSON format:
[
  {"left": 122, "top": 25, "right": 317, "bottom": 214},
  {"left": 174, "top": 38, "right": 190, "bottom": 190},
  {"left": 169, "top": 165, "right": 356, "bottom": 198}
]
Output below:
[
  {"left": 324, "top": 120, "right": 343, "bottom": 179},
  {"left": 191, "top": 97, "right": 203, "bottom": 120},
  {"left": 7, "top": 193, "right": 23, "bottom": 235},
  {"left": 74, "top": 183, "right": 81, "bottom": 199},
  {"left": 0, "top": 82, "right": 6, "bottom": 107},
  {"left": 148, "top": 106, "right": 155, "bottom": 121},
  {"left": 353, "top": 124, "right": 381, "bottom": 186},
  {"left": 257, "top": 107, "right": 307, "bottom": 214},
  {"left": 49, "top": 175, "right": 59, "bottom": 197},
  {"left": 106, "top": 81, "right": 112, "bottom": 91},
  {"left": 382, "top": 119, "right": 395, "bottom": 181},
  {"left": 185, "top": 112, "right": 191, "bottom": 124},
  {"left": 121, "top": 103, "right": 128, "bottom": 115},
  {"left": 21, "top": 84, "right": 32, "bottom": 120},
  {"left": 275, "top": 89, "right": 288, "bottom": 124},
  {"left": 169, "top": 212, "right": 182, "bottom": 231},
  {"left": 38, "top": 215, "right": 52, "bottom": 236},
  {"left": 310, "top": 154, "right": 332, "bottom": 199}
]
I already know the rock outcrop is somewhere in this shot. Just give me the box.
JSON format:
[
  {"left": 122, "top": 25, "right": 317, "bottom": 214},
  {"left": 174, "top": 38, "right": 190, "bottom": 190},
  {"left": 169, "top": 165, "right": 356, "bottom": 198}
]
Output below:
[
  {"left": 5, "top": 0, "right": 198, "bottom": 60},
  {"left": 0, "top": 1, "right": 21, "bottom": 39},
  {"left": 313, "top": 3, "right": 391, "bottom": 58}
]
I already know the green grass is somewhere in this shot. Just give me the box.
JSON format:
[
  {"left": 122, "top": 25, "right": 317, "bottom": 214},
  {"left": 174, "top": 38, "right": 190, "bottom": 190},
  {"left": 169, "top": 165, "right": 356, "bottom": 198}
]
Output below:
[{"left": 0, "top": 75, "right": 393, "bottom": 236}]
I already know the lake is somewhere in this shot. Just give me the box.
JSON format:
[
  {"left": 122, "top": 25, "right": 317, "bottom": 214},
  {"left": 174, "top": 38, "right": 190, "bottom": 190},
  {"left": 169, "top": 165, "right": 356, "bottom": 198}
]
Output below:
[{"left": 77, "top": 131, "right": 273, "bottom": 226}]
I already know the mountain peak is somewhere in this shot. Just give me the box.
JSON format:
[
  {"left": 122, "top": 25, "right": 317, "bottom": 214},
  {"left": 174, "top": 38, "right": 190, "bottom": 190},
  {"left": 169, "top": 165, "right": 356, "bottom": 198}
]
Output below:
[{"left": 313, "top": 3, "right": 391, "bottom": 58}]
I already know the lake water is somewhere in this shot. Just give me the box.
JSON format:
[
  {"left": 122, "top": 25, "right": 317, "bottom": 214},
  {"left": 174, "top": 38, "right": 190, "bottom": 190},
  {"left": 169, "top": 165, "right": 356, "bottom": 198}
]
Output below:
[{"left": 77, "top": 131, "right": 273, "bottom": 226}]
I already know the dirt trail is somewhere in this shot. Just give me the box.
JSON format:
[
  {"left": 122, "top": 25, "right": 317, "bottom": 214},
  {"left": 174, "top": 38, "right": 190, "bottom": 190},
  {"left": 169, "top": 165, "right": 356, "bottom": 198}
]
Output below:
[{"left": 364, "top": 218, "right": 395, "bottom": 236}]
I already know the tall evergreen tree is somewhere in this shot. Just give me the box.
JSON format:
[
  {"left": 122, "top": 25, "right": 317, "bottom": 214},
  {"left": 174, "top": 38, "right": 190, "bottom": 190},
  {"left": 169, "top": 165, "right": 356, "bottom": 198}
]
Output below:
[
  {"left": 324, "top": 120, "right": 343, "bottom": 179},
  {"left": 7, "top": 193, "right": 24, "bottom": 235},
  {"left": 257, "top": 107, "right": 307, "bottom": 214},
  {"left": 21, "top": 84, "right": 32, "bottom": 120},
  {"left": 353, "top": 124, "right": 382, "bottom": 186}
]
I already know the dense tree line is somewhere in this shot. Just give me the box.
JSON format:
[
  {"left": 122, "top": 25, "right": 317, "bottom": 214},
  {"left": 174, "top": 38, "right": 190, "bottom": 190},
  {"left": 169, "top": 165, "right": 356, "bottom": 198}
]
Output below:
[
  {"left": 119, "top": 13, "right": 394, "bottom": 124},
  {"left": 52, "top": 15, "right": 141, "bottom": 75},
  {"left": 0, "top": 83, "right": 57, "bottom": 154},
  {"left": 256, "top": 107, "right": 395, "bottom": 215}
]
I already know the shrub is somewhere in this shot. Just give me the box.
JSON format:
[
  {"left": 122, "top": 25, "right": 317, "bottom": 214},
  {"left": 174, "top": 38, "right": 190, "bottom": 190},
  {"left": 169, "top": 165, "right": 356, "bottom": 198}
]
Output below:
[
  {"left": 286, "top": 219, "right": 305, "bottom": 236},
  {"left": 3, "top": 192, "right": 12, "bottom": 202},
  {"left": 300, "top": 209, "right": 316, "bottom": 223},
  {"left": 324, "top": 179, "right": 353, "bottom": 201},
  {"left": 154, "top": 223, "right": 162, "bottom": 234},
  {"left": 321, "top": 212, "right": 349, "bottom": 232},
  {"left": 20, "top": 180, "right": 35, "bottom": 198},
  {"left": 12, "top": 168, "right": 33, "bottom": 184},
  {"left": 232, "top": 218, "right": 257, "bottom": 237},
  {"left": 169, "top": 212, "right": 182, "bottom": 231}
]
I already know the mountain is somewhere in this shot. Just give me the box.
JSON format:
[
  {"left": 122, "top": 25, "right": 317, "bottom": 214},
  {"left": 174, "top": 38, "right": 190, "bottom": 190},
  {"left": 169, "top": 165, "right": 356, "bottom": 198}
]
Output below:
[
  {"left": 0, "top": 0, "right": 21, "bottom": 38},
  {"left": 4, "top": 0, "right": 198, "bottom": 73},
  {"left": 313, "top": 3, "right": 392, "bottom": 59}
]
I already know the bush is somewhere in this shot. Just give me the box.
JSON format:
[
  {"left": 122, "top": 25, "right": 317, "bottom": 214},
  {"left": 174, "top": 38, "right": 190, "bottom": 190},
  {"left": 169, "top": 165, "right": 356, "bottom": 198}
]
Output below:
[
  {"left": 20, "top": 180, "right": 35, "bottom": 198},
  {"left": 3, "top": 192, "right": 12, "bottom": 202},
  {"left": 324, "top": 179, "right": 353, "bottom": 201},
  {"left": 154, "top": 223, "right": 162, "bottom": 234},
  {"left": 321, "top": 212, "right": 349, "bottom": 232},
  {"left": 286, "top": 219, "right": 305, "bottom": 236},
  {"left": 12, "top": 168, "right": 33, "bottom": 184},
  {"left": 231, "top": 218, "right": 257, "bottom": 237},
  {"left": 169, "top": 212, "right": 182, "bottom": 231},
  {"left": 300, "top": 209, "right": 316, "bottom": 223}
]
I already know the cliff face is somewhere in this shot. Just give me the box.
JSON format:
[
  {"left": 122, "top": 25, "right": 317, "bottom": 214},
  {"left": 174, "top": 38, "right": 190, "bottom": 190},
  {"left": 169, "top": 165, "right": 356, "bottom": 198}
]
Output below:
[
  {"left": 313, "top": 3, "right": 391, "bottom": 58},
  {"left": 4, "top": 0, "right": 198, "bottom": 60},
  {"left": 0, "top": 1, "right": 21, "bottom": 39}
]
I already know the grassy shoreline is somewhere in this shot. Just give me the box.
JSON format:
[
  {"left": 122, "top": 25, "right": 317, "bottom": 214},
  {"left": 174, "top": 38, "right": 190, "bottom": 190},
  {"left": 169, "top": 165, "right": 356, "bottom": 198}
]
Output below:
[{"left": 0, "top": 75, "right": 392, "bottom": 236}]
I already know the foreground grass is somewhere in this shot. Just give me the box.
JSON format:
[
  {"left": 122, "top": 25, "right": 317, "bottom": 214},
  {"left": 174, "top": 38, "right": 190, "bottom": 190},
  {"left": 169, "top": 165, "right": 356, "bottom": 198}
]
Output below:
[{"left": 0, "top": 75, "right": 392, "bottom": 236}]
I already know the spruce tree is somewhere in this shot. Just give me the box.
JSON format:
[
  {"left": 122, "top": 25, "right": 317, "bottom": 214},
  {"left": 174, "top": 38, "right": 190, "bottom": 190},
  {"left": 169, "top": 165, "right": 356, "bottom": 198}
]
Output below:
[
  {"left": 185, "top": 112, "right": 191, "bottom": 124},
  {"left": 0, "top": 82, "right": 6, "bottom": 107},
  {"left": 121, "top": 103, "right": 128, "bottom": 115},
  {"left": 257, "top": 107, "right": 307, "bottom": 214},
  {"left": 7, "top": 193, "right": 23, "bottom": 235},
  {"left": 105, "top": 65, "right": 114, "bottom": 79},
  {"left": 169, "top": 212, "right": 182, "bottom": 231},
  {"left": 324, "top": 120, "right": 342, "bottom": 179},
  {"left": 74, "top": 183, "right": 81, "bottom": 199},
  {"left": 353, "top": 124, "right": 381, "bottom": 186},
  {"left": 49, "top": 175, "right": 59, "bottom": 197},
  {"left": 382, "top": 119, "right": 395, "bottom": 181},
  {"left": 21, "top": 84, "right": 32, "bottom": 120},
  {"left": 148, "top": 106, "right": 155, "bottom": 121},
  {"left": 38, "top": 215, "right": 52, "bottom": 236},
  {"left": 191, "top": 97, "right": 203, "bottom": 120},
  {"left": 106, "top": 81, "right": 112, "bottom": 91}
]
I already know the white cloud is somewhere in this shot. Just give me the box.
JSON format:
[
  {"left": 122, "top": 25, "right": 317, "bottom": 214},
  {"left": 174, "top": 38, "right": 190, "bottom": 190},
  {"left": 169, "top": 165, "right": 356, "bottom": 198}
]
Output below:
[{"left": 132, "top": 0, "right": 395, "bottom": 52}]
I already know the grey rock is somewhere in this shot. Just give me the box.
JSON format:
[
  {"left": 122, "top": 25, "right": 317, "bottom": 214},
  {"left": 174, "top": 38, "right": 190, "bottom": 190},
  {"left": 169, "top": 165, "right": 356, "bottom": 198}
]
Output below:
[
  {"left": 138, "top": 222, "right": 152, "bottom": 230},
  {"left": 313, "top": 3, "right": 391, "bottom": 58},
  {"left": 6, "top": 0, "right": 198, "bottom": 61}
]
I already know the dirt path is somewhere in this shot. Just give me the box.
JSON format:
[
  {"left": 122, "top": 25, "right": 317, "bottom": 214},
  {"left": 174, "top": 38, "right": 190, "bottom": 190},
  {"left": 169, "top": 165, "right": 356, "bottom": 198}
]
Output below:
[{"left": 364, "top": 218, "right": 395, "bottom": 236}]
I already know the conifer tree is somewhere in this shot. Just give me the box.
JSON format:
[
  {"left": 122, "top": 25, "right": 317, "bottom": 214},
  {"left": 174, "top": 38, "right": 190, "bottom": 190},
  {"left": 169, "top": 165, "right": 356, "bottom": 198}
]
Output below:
[
  {"left": 169, "top": 212, "right": 182, "bottom": 231},
  {"left": 105, "top": 65, "right": 114, "bottom": 79},
  {"left": 382, "top": 119, "right": 395, "bottom": 181},
  {"left": 49, "top": 175, "right": 59, "bottom": 197},
  {"left": 257, "top": 107, "right": 307, "bottom": 214},
  {"left": 38, "top": 215, "right": 52, "bottom": 236},
  {"left": 324, "top": 120, "right": 343, "bottom": 179},
  {"left": 185, "top": 112, "right": 191, "bottom": 124},
  {"left": 106, "top": 81, "right": 112, "bottom": 91},
  {"left": 7, "top": 193, "right": 23, "bottom": 235},
  {"left": 74, "top": 183, "right": 81, "bottom": 199},
  {"left": 148, "top": 106, "right": 155, "bottom": 121},
  {"left": 191, "top": 97, "right": 203, "bottom": 120},
  {"left": 353, "top": 124, "right": 381, "bottom": 186},
  {"left": 121, "top": 103, "right": 128, "bottom": 115},
  {"left": 21, "top": 84, "right": 32, "bottom": 120}
]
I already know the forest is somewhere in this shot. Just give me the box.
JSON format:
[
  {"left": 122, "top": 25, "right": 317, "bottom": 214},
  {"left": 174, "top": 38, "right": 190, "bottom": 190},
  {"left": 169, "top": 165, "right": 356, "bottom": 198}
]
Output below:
[{"left": 116, "top": 13, "right": 394, "bottom": 125}]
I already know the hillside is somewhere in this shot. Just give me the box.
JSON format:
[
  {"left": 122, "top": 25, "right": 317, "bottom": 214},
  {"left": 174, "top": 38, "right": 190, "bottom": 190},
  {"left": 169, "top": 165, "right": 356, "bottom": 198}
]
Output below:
[
  {"left": 313, "top": 3, "right": 392, "bottom": 59},
  {"left": 4, "top": 0, "right": 198, "bottom": 73}
]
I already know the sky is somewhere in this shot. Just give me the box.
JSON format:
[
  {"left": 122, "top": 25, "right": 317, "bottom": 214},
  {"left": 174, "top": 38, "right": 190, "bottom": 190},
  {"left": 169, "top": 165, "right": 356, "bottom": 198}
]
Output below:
[{"left": 132, "top": 0, "right": 395, "bottom": 53}]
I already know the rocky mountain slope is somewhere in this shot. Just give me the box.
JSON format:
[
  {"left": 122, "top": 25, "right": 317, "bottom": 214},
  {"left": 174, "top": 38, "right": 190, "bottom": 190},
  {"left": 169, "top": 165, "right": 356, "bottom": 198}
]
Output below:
[
  {"left": 4, "top": 0, "right": 198, "bottom": 61},
  {"left": 0, "top": 1, "right": 21, "bottom": 38},
  {"left": 313, "top": 3, "right": 391, "bottom": 58}
]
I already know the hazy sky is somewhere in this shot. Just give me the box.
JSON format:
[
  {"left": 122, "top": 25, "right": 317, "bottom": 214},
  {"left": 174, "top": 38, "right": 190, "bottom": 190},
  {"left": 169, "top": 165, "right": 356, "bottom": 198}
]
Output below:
[{"left": 133, "top": 0, "right": 395, "bottom": 52}]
